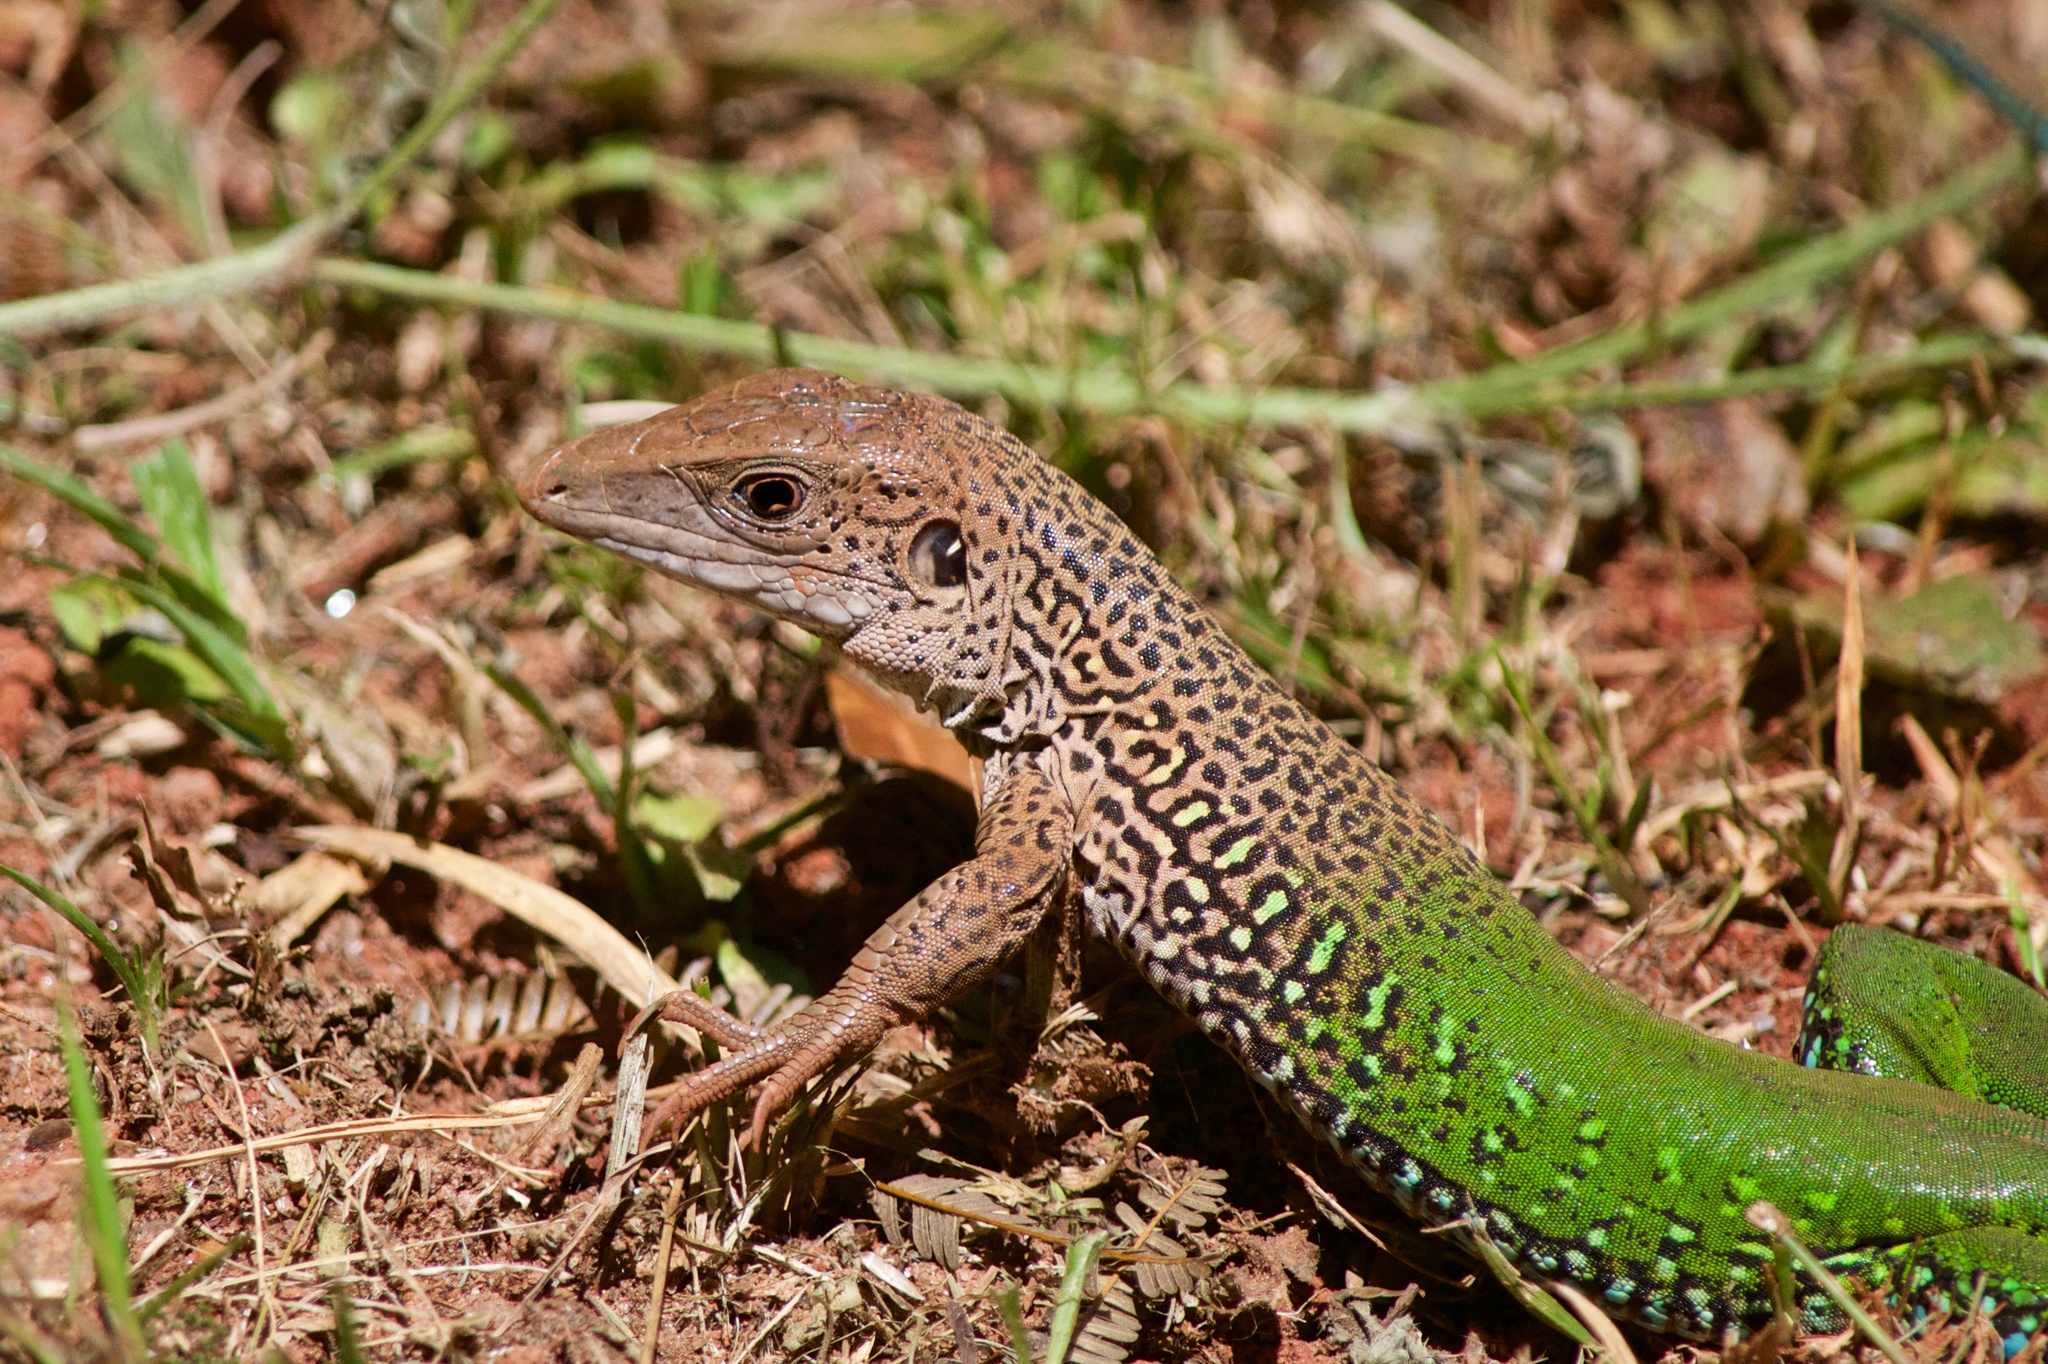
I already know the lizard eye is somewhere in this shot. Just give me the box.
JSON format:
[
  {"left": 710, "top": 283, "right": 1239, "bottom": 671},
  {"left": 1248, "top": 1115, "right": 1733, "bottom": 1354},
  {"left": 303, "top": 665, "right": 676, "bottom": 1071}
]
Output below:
[
  {"left": 735, "top": 473, "right": 804, "bottom": 521},
  {"left": 909, "top": 520, "right": 966, "bottom": 590}
]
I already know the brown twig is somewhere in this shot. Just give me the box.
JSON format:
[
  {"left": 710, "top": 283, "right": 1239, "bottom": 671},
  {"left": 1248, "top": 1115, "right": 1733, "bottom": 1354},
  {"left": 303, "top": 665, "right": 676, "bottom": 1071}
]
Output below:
[
  {"left": 202, "top": 1017, "right": 277, "bottom": 1350},
  {"left": 1825, "top": 540, "right": 1865, "bottom": 912},
  {"left": 641, "top": 1176, "right": 687, "bottom": 1364}
]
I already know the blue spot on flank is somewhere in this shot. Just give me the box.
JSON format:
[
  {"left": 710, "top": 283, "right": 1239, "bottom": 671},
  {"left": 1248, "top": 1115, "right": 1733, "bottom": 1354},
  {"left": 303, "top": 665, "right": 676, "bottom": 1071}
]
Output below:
[{"left": 2004, "top": 1334, "right": 2028, "bottom": 1359}]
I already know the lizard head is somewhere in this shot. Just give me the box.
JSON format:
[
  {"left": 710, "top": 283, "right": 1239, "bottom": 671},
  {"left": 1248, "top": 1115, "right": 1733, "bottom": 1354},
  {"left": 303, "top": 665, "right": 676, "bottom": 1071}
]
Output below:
[{"left": 519, "top": 367, "right": 1021, "bottom": 726}]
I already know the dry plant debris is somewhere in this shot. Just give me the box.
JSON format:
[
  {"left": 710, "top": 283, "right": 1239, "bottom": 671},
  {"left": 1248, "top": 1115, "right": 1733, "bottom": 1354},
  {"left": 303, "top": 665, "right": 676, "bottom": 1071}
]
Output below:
[{"left": 2, "top": 0, "right": 2048, "bottom": 1360}]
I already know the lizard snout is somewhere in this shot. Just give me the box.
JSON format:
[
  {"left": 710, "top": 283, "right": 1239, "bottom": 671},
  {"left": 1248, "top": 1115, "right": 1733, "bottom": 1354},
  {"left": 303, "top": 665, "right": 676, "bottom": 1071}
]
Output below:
[{"left": 517, "top": 446, "right": 573, "bottom": 519}]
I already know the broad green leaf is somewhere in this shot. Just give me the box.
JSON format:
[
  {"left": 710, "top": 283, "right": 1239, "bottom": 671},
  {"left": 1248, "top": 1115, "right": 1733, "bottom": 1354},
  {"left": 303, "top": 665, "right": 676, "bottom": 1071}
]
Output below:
[
  {"left": 635, "top": 790, "right": 726, "bottom": 845},
  {"left": 2, "top": 448, "right": 245, "bottom": 645},
  {"left": 104, "top": 637, "right": 233, "bottom": 706},
  {"left": 49, "top": 577, "right": 139, "bottom": 654},
  {"left": 1043, "top": 1231, "right": 1110, "bottom": 1364},
  {"left": 689, "top": 849, "right": 746, "bottom": 903},
  {"left": 113, "top": 573, "right": 279, "bottom": 721},
  {"left": 1780, "top": 574, "right": 2044, "bottom": 702},
  {"left": 716, "top": 936, "right": 810, "bottom": 1013}
]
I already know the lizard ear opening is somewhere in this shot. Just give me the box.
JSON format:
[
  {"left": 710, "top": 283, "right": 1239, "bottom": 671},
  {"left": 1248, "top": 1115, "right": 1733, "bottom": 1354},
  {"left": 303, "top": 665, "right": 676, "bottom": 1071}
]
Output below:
[{"left": 908, "top": 520, "right": 967, "bottom": 590}]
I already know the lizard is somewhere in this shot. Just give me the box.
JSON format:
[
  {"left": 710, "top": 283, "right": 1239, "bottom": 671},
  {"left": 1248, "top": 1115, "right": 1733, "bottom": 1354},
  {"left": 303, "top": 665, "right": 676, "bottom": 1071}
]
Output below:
[{"left": 519, "top": 367, "right": 2048, "bottom": 1353}]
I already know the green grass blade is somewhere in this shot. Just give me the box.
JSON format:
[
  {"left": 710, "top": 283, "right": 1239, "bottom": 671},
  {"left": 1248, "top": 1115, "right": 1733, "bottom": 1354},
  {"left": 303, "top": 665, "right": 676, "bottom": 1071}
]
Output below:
[
  {"left": 1462, "top": 1215, "right": 1597, "bottom": 1347},
  {"left": 1618, "top": 774, "right": 1656, "bottom": 853},
  {"left": 1, "top": 448, "right": 160, "bottom": 562},
  {"left": 983, "top": 37, "right": 1508, "bottom": 175},
  {"left": 1848, "top": 0, "right": 2048, "bottom": 151},
  {"left": 0, "top": 0, "right": 561, "bottom": 339},
  {"left": 1042, "top": 1231, "right": 1108, "bottom": 1364},
  {"left": 1746, "top": 1201, "right": 1911, "bottom": 1364},
  {"left": 0, "top": 1306, "right": 66, "bottom": 1364},
  {"left": 2007, "top": 879, "right": 2047, "bottom": 992},
  {"left": 486, "top": 663, "right": 616, "bottom": 807},
  {"left": 1457, "top": 332, "right": 2018, "bottom": 418},
  {"left": 1442, "top": 144, "right": 2033, "bottom": 398},
  {"left": 333, "top": 0, "right": 566, "bottom": 224},
  {"left": 609, "top": 690, "right": 662, "bottom": 918},
  {"left": 322, "top": 426, "right": 475, "bottom": 486},
  {"left": 130, "top": 440, "right": 226, "bottom": 610},
  {"left": 1328, "top": 444, "right": 1373, "bottom": 565},
  {"left": 2, "top": 865, "right": 160, "bottom": 1051},
  {"left": 136, "top": 1232, "right": 249, "bottom": 1323},
  {"left": 1496, "top": 653, "right": 1650, "bottom": 917},
  {"left": 55, "top": 988, "right": 144, "bottom": 1358},
  {"left": 0, "top": 448, "right": 246, "bottom": 645},
  {"left": 113, "top": 574, "right": 280, "bottom": 724},
  {"left": 995, "top": 1282, "right": 1032, "bottom": 1364},
  {"left": 331, "top": 1283, "right": 367, "bottom": 1364}
]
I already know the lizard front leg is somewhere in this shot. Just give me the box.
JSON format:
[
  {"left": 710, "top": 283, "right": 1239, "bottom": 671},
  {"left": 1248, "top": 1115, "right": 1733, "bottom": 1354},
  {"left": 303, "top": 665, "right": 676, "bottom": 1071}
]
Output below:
[{"left": 635, "top": 757, "right": 1075, "bottom": 1150}]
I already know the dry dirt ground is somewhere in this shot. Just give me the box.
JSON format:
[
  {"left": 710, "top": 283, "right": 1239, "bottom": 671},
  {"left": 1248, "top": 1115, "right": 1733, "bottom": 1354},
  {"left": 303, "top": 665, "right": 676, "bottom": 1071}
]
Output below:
[{"left": 3, "top": 0, "right": 2048, "bottom": 1360}]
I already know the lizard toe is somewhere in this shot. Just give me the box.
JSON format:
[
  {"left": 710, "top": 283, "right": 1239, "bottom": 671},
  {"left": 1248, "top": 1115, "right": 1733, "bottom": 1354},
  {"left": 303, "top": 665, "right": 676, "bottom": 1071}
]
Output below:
[{"left": 638, "top": 1032, "right": 801, "bottom": 1151}]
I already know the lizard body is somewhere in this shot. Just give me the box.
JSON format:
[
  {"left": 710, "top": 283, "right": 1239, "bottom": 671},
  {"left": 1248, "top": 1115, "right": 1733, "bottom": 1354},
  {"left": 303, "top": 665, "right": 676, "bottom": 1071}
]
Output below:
[{"left": 520, "top": 368, "right": 2048, "bottom": 1351}]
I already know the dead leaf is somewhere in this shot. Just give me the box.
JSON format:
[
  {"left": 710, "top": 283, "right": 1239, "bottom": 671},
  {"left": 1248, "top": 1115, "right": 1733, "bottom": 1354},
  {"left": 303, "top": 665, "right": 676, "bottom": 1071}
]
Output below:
[
  {"left": 1778, "top": 574, "right": 2043, "bottom": 702},
  {"left": 292, "top": 826, "right": 691, "bottom": 1041},
  {"left": 258, "top": 850, "right": 376, "bottom": 949},
  {"left": 827, "top": 666, "right": 978, "bottom": 793}
]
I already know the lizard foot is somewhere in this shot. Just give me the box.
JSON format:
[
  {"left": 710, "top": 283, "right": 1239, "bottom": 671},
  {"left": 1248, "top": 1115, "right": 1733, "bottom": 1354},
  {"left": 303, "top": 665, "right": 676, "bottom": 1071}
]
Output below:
[{"left": 625, "top": 991, "right": 895, "bottom": 1152}]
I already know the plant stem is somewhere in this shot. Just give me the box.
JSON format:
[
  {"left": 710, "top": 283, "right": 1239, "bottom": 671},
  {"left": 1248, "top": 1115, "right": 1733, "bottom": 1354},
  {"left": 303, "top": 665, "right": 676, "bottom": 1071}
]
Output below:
[
  {"left": 311, "top": 259, "right": 2034, "bottom": 435},
  {"left": 0, "top": 225, "right": 322, "bottom": 340},
  {"left": 3, "top": 145, "right": 2029, "bottom": 432}
]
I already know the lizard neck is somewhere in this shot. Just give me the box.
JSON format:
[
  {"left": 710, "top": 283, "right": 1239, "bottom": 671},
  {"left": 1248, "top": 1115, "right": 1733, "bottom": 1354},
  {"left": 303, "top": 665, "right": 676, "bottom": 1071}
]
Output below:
[{"left": 849, "top": 451, "right": 1180, "bottom": 750}]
